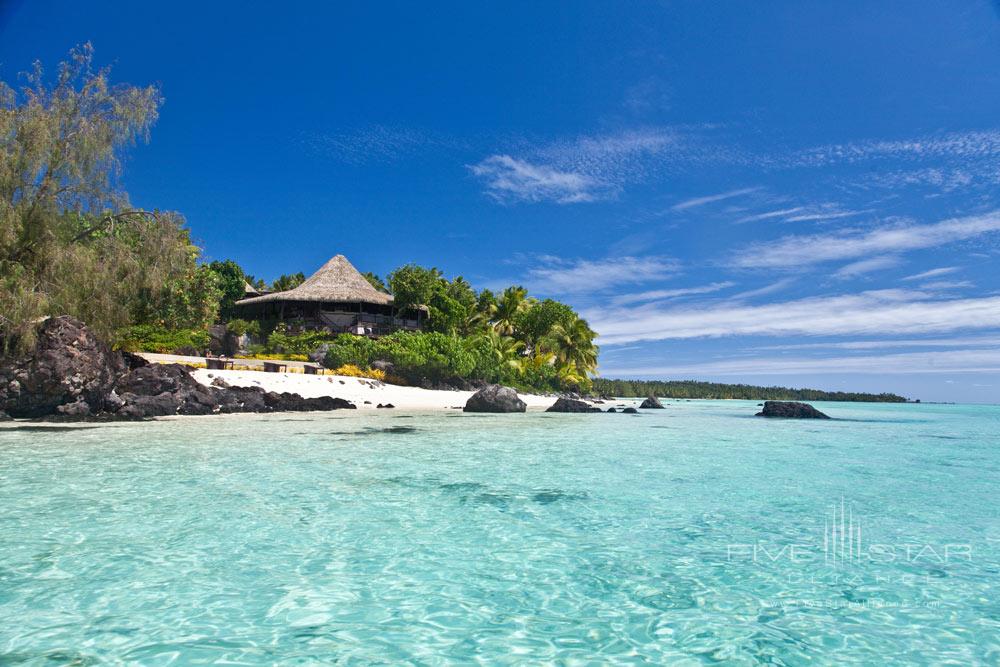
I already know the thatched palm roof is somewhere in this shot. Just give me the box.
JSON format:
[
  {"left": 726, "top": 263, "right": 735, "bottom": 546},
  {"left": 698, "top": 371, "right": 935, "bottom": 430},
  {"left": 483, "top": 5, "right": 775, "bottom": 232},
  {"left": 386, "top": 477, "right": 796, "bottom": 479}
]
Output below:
[{"left": 236, "top": 255, "right": 394, "bottom": 307}]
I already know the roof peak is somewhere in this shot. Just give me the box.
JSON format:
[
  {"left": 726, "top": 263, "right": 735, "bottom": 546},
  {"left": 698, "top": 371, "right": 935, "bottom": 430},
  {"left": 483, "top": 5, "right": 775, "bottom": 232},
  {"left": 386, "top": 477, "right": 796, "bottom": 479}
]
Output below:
[{"left": 236, "top": 253, "right": 394, "bottom": 307}]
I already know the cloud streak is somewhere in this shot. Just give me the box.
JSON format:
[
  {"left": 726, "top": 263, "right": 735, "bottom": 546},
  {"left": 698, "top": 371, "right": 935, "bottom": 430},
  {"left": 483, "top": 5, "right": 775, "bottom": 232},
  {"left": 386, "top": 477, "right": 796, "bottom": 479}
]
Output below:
[
  {"left": 469, "top": 127, "right": 743, "bottom": 204},
  {"left": 732, "top": 211, "right": 1000, "bottom": 269},
  {"left": 524, "top": 255, "right": 679, "bottom": 294},
  {"left": 587, "top": 289, "right": 1000, "bottom": 344},
  {"left": 601, "top": 348, "right": 1000, "bottom": 377},
  {"left": 833, "top": 255, "right": 901, "bottom": 279},
  {"left": 468, "top": 155, "right": 599, "bottom": 204},
  {"left": 791, "top": 130, "right": 1000, "bottom": 168},
  {"left": 611, "top": 281, "right": 735, "bottom": 305},
  {"left": 753, "top": 335, "right": 1000, "bottom": 351},
  {"left": 671, "top": 187, "right": 758, "bottom": 211},
  {"left": 902, "top": 266, "right": 958, "bottom": 281}
]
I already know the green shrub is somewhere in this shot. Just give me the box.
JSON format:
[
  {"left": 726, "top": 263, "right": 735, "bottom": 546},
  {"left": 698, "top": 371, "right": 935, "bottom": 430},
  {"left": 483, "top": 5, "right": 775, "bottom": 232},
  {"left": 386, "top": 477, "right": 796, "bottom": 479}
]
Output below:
[
  {"left": 226, "top": 318, "right": 260, "bottom": 337},
  {"left": 322, "top": 334, "right": 378, "bottom": 369},
  {"left": 114, "top": 325, "right": 211, "bottom": 354},
  {"left": 462, "top": 334, "right": 517, "bottom": 385},
  {"left": 372, "top": 331, "right": 474, "bottom": 384},
  {"left": 517, "top": 362, "right": 560, "bottom": 394},
  {"left": 265, "top": 324, "right": 335, "bottom": 356}
]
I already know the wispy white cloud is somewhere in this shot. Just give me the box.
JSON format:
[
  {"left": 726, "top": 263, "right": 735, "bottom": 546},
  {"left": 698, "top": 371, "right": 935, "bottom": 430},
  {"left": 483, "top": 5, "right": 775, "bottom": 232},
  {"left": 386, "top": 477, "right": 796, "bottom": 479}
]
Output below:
[
  {"left": 468, "top": 155, "right": 599, "bottom": 204},
  {"left": 601, "top": 348, "right": 1000, "bottom": 377},
  {"left": 471, "top": 127, "right": 729, "bottom": 204},
  {"left": 611, "top": 281, "right": 735, "bottom": 306},
  {"left": 733, "top": 204, "right": 869, "bottom": 225},
  {"left": 790, "top": 129, "right": 1000, "bottom": 168},
  {"left": 524, "top": 255, "right": 679, "bottom": 294},
  {"left": 921, "top": 280, "right": 975, "bottom": 290},
  {"left": 587, "top": 289, "right": 1000, "bottom": 345},
  {"left": 902, "top": 266, "right": 958, "bottom": 281},
  {"left": 734, "top": 207, "right": 806, "bottom": 224},
  {"left": 783, "top": 209, "right": 871, "bottom": 222},
  {"left": 533, "top": 128, "right": 678, "bottom": 179},
  {"left": 727, "top": 278, "right": 796, "bottom": 300},
  {"left": 732, "top": 211, "right": 1000, "bottom": 269},
  {"left": 754, "top": 335, "right": 1000, "bottom": 352},
  {"left": 833, "top": 255, "right": 901, "bottom": 279},
  {"left": 671, "top": 187, "right": 759, "bottom": 211},
  {"left": 862, "top": 167, "right": 979, "bottom": 192}
]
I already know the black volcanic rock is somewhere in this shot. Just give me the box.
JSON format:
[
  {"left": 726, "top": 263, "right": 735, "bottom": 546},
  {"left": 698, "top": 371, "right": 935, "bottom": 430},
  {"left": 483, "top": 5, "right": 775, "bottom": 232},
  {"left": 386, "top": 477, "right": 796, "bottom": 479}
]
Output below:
[
  {"left": 0, "top": 316, "right": 126, "bottom": 418},
  {"left": 755, "top": 401, "right": 830, "bottom": 419},
  {"left": 640, "top": 395, "right": 665, "bottom": 409},
  {"left": 621, "top": 407, "right": 639, "bottom": 414},
  {"left": 546, "top": 397, "right": 601, "bottom": 413},
  {"left": 264, "top": 392, "right": 355, "bottom": 412},
  {"left": 0, "top": 317, "right": 356, "bottom": 420},
  {"left": 464, "top": 385, "right": 526, "bottom": 413}
]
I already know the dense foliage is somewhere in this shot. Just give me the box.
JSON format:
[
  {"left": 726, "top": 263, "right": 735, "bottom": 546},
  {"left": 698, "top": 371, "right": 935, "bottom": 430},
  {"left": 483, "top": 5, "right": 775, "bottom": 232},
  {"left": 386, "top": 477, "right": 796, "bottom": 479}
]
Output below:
[
  {"left": 310, "top": 278, "right": 600, "bottom": 391},
  {"left": 374, "top": 267, "right": 598, "bottom": 389},
  {"left": 321, "top": 329, "right": 563, "bottom": 391},
  {"left": 270, "top": 272, "right": 304, "bottom": 292},
  {"left": 115, "top": 325, "right": 211, "bottom": 354},
  {"left": 592, "top": 378, "right": 907, "bottom": 403},
  {"left": 0, "top": 45, "right": 221, "bottom": 351}
]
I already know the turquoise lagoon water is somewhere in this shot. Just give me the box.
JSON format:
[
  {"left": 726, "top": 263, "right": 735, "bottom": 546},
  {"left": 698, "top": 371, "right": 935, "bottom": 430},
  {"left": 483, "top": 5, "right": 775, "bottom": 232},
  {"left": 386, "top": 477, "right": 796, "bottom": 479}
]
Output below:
[{"left": 1, "top": 400, "right": 998, "bottom": 664}]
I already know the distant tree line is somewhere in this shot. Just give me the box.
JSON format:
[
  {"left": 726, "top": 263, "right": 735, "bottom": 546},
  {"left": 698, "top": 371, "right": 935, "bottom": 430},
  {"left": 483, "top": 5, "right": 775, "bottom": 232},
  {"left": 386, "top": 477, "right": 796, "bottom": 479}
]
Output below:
[{"left": 591, "top": 378, "right": 907, "bottom": 403}]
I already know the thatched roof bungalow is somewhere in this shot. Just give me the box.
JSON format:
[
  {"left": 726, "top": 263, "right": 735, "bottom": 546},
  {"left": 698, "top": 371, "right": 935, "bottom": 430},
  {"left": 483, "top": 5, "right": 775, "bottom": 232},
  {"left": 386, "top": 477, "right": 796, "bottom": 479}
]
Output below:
[{"left": 235, "top": 254, "right": 424, "bottom": 336}]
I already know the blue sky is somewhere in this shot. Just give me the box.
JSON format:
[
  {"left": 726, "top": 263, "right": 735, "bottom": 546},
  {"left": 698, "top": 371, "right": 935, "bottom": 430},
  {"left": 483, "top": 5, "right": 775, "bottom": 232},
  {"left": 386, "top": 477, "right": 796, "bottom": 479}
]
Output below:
[{"left": 3, "top": 1, "right": 1000, "bottom": 403}]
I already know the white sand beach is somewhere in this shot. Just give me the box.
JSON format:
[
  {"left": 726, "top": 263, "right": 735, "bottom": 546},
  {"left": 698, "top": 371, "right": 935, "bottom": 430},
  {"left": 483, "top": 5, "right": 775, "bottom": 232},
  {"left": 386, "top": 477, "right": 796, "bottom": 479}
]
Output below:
[{"left": 191, "top": 368, "right": 561, "bottom": 411}]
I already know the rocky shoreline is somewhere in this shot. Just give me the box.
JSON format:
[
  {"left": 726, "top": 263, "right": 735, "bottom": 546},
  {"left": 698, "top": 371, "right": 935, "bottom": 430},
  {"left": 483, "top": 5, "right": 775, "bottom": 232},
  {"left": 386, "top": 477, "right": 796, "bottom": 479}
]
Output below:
[
  {"left": 1, "top": 317, "right": 835, "bottom": 423},
  {"left": 0, "top": 317, "right": 355, "bottom": 421}
]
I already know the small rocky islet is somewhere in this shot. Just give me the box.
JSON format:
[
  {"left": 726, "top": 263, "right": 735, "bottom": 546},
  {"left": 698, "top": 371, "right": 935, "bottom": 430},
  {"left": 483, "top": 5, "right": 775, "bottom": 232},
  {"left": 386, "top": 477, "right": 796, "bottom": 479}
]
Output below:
[{"left": 755, "top": 400, "right": 830, "bottom": 419}]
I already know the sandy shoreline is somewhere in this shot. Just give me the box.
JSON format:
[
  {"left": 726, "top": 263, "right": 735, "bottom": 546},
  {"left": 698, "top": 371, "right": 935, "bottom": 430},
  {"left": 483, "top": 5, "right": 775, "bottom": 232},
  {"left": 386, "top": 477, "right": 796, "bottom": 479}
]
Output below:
[{"left": 191, "top": 368, "right": 561, "bottom": 411}]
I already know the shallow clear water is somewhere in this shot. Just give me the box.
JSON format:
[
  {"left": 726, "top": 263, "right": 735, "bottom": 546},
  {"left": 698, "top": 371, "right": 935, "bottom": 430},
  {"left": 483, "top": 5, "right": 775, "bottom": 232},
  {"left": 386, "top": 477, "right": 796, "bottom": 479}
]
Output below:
[{"left": 1, "top": 400, "right": 999, "bottom": 664}]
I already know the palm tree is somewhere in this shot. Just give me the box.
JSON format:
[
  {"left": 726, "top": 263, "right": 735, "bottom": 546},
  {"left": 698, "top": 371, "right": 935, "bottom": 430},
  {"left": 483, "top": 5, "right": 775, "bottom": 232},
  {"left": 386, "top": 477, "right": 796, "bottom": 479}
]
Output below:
[
  {"left": 492, "top": 286, "right": 528, "bottom": 336},
  {"left": 459, "top": 308, "right": 491, "bottom": 336},
  {"left": 544, "top": 316, "right": 599, "bottom": 379},
  {"left": 556, "top": 362, "right": 588, "bottom": 389},
  {"left": 520, "top": 349, "right": 555, "bottom": 374},
  {"left": 479, "top": 329, "right": 525, "bottom": 375}
]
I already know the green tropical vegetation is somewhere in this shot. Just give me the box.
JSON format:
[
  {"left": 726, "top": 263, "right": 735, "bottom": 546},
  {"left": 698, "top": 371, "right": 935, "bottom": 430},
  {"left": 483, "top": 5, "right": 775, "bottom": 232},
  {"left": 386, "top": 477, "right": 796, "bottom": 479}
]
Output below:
[
  {"left": 0, "top": 45, "right": 222, "bottom": 352},
  {"left": 115, "top": 325, "right": 211, "bottom": 355},
  {"left": 591, "top": 378, "right": 907, "bottom": 402},
  {"left": 315, "top": 286, "right": 598, "bottom": 392},
  {"left": 269, "top": 272, "right": 305, "bottom": 292}
]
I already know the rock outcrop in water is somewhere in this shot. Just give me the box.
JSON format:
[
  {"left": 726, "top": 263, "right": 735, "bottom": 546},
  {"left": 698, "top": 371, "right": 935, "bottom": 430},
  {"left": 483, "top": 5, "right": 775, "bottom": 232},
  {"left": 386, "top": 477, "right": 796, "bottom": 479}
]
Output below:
[
  {"left": 640, "top": 395, "right": 665, "bottom": 409},
  {"left": 755, "top": 401, "right": 830, "bottom": 419},
  {"left": 463, "top": 385, "right": 526, "bottom": 413},
  {"left": 546, "top": 397, "right": 601, "bottom": 413},
  {"left": 0, "top": 316, "right": 356, "bottom": 420}
]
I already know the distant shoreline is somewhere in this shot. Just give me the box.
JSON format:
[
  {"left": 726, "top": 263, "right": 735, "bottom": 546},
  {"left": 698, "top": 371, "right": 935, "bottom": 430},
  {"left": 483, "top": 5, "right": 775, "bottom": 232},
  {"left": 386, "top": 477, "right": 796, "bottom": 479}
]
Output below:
[{"left": 592, "top": 378, "right": 909, "bottom": 403}]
